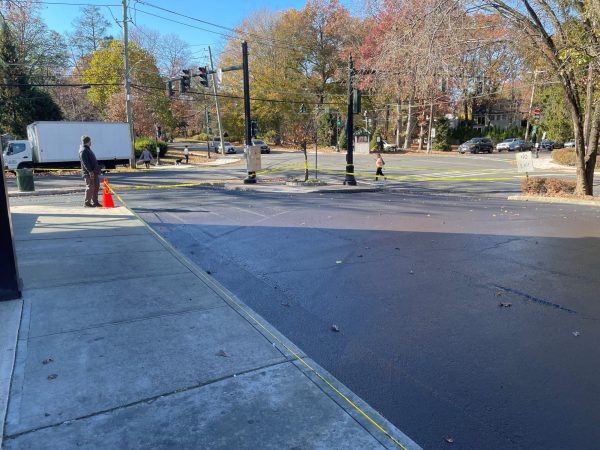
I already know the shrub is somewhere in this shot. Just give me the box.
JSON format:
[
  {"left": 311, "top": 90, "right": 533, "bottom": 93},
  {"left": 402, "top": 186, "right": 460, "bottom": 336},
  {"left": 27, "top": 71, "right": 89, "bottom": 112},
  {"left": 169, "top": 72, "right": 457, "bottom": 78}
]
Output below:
[
  {"left": 433, "top": 117, "right": 451, "bottom": 151},
  {"left": 552, "top": 148, "right": 577, "bottom": 166},
  {"left": 134, "top": 138, "right": 168, "bottom": 158},
  {"left": 545, "top": 178, "right": 576, "bottom": 194},
  {"left": 370, "top": 125, "right": 385, "bottom": 150},
  {"left": 521, "top": 176, "right": 576, "bottom": 195},
  {"left": 264, "top": 130, "right": 279, "bottom": 145},
  {"left": 521, "top": 176, "right": 547, "bottom": 194}
]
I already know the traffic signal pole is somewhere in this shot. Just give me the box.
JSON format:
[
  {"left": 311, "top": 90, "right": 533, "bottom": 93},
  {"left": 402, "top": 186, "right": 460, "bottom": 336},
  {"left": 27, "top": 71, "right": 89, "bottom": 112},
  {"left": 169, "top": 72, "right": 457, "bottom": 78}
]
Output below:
[
  {"left": 242, "top": 41, "right": 256, "bottom": 184},
  {"left": 345, "top": 55, "right": 357, "bottom": 185}
]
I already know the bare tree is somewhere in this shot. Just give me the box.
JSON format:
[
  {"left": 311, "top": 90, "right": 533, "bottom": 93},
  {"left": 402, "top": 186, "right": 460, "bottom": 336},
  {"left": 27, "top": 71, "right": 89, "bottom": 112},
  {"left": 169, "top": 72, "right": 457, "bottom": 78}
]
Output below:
[{"left": 476, "top": 0, "right": 599, "bottom": 195}]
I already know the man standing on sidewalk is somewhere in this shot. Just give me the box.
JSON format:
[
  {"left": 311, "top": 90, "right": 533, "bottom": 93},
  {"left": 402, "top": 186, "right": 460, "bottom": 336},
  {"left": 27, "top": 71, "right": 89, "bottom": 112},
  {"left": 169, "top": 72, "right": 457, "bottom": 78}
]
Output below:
[{"left": 79, "top": 135, "right": 101, "bottom": 207}]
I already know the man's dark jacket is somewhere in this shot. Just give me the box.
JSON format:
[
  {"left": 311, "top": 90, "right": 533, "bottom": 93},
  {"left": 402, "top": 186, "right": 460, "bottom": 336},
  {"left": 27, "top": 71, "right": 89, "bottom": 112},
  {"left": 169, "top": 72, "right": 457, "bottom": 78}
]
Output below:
[{"left": 79, "top": 144, "right": 99, "bottom": 176}]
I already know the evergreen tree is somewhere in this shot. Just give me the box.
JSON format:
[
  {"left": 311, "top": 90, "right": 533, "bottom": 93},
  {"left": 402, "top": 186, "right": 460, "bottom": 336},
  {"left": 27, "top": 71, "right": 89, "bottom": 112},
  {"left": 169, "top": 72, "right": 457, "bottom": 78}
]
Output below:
[{"left": 0, "top": 20, "right": 62, "bottom": 137}]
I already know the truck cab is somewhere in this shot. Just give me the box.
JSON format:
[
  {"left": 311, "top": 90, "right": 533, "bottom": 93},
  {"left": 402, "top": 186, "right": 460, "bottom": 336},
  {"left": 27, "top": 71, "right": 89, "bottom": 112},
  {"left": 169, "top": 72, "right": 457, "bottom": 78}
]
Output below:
[{"left": 2, "top": 141, "right": 33, "bottom": 170}]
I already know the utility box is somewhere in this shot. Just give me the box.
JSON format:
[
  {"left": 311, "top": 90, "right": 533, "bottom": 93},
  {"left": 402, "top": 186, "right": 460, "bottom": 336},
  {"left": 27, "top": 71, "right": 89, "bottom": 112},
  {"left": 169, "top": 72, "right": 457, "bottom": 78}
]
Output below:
[
  {"left": 354, "top": 130, "right": 370, "bottom": 154},
  {"left": 246, "top": 145, "right": 262, "bottom": 172}
]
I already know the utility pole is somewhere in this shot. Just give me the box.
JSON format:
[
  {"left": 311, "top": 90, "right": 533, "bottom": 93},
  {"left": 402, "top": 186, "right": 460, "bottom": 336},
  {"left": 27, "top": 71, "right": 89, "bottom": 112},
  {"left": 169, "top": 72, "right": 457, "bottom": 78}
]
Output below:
[
  {"left": 122, "top": 0, "right": 135, "bottom": 168},
  {"left": 524, "top": 70, "right": 538, "bottom": 141},
  {"left": 208, "top": 46, "right": 224, "bottom": 156},
  {"left": 344, "top": 54, "right": 356, "bottom": 185},
  {"left": 242, "top": 41, "right": 256, "bottom": 184}
]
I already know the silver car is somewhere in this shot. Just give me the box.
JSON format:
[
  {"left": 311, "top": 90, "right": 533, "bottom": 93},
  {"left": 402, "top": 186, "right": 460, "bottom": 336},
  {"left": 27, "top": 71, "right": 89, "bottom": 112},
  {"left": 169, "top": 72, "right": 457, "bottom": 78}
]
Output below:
[{"left": 496, "top": 138, "right": 517, "bottom": 152}]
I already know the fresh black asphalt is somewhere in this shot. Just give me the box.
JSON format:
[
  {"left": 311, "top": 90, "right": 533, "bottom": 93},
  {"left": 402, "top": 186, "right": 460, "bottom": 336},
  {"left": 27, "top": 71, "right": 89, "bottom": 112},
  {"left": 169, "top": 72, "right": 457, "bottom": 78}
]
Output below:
[{"left": 115, "top": 186, "right": 600, "bottom": 450}]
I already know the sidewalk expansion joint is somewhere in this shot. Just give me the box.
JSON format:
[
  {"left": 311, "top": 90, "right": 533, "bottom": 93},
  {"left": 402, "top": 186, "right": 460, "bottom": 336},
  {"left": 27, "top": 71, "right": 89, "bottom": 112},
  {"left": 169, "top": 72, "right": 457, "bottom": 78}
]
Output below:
[
  {"left": 3, "top": 358, "right": 292, "bottom": 441},
  {"left": 26, "top": 304, "right": 228, "bottom": 340},
  {"left": 12, "top": 230, "right": 147, "bottom": 242},
  {"left": 19, "top": 268, "right": 189, "bottom": 290}
]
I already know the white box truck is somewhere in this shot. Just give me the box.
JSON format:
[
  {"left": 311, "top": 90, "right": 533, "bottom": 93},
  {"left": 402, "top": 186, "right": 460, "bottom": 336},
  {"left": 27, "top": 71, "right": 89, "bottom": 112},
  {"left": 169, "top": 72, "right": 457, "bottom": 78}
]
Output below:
[{"left": 2, "top": 121, "right": 132, "bottom": 170}]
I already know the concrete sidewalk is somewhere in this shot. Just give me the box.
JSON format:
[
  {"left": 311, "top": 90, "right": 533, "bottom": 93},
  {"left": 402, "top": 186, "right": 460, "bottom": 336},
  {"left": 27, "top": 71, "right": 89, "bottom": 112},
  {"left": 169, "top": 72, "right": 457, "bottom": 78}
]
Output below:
[{"left": 1, "top": 199, "right": 420, "bottom": 449}]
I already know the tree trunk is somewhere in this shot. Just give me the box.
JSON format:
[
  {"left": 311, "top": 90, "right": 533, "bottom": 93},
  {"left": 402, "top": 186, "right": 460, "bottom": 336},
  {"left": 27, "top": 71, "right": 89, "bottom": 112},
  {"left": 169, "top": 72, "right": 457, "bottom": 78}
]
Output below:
[
  {"left": 302, "top": 143, "right": 308, "bottom": 182},
  {"left": 395, "top": 98, "right": 402, "bottom": 148},
  {"left": 584, "top": 101, "right": 600, "bottom": 195},
  {"left": 583, "top": 64, "right": 594, "bottom": 147},
  {"left": 403, "top": 93, "right": 416, "bottom": 149}
]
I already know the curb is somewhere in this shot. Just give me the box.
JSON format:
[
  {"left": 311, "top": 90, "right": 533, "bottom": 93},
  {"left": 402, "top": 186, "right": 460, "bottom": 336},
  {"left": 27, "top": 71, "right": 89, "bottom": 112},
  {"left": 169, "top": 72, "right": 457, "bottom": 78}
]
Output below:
[
  {"left": 508, "top": 194, "right": 600, "bottom": 207},
  {"left": 0, "top": 299, "right": 23, "bottom": 450}
]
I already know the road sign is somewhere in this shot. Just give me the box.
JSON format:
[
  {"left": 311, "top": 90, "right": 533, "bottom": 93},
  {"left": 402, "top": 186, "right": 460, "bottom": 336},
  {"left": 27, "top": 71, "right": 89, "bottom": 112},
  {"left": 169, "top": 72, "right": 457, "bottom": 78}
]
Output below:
[{"left": 516, "top": 151, "right": 534, "bottom": 173}]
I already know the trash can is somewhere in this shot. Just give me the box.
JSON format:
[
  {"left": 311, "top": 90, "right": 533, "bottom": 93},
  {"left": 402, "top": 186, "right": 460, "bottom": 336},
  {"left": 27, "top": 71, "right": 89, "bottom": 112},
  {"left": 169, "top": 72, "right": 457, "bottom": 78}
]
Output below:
[{"left": 15, "top": 168, "right": 35, "bottom": 192}]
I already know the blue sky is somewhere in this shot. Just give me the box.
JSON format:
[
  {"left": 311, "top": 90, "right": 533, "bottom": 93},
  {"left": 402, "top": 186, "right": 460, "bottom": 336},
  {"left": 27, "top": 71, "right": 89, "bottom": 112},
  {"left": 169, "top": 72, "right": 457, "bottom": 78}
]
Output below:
[{"left": 39, "top": 0, "right": 358, "bottom": 60}]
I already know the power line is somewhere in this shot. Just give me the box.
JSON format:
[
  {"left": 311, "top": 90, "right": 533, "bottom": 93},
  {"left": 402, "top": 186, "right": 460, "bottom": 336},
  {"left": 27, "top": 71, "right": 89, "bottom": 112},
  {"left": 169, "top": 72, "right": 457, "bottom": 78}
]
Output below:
[{"left": 134, "top": 0, "right": 315, "bottom": 53}]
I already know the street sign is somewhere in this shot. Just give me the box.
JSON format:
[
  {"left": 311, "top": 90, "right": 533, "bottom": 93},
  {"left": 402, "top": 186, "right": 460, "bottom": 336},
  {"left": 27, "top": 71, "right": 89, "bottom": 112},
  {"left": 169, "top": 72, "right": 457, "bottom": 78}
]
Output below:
[{"left": 516, "top": 151, "right": 534, "bottom": 173}]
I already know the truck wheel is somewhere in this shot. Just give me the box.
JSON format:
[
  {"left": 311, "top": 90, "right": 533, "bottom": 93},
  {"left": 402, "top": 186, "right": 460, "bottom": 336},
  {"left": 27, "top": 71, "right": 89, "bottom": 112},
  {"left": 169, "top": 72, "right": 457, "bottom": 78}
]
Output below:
[{"left": 17, "top": 162, "right": 33, "bottom": 169}]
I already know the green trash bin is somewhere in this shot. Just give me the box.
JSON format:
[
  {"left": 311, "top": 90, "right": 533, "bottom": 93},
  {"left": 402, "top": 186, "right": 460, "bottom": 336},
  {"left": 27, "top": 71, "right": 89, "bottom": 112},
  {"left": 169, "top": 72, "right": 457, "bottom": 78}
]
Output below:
[{"left": 16, "top": 168, "right": 35, "bottom": 192}]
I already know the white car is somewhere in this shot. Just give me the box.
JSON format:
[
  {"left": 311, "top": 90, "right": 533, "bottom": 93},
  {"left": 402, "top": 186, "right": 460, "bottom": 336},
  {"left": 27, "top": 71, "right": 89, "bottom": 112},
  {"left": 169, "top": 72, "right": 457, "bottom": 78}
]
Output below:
[
  {"left": 382, "top": 140, "right": 397, "bottom": 151},
  {"left": 564, "top": 140, "right": 575, "bottom": 148},
  {"left": 222, "top": 142, "right": 236, "bottom": 154}
]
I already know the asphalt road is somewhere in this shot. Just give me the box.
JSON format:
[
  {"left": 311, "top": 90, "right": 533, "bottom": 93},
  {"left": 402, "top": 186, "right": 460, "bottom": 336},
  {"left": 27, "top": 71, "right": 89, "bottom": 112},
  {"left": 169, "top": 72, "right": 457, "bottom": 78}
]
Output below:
[
  {"left": 6, "top": 149, "right": 591, "bottom": 197},
  {"left": 108, "top": 186, "right": 600, "bottom": 450}
]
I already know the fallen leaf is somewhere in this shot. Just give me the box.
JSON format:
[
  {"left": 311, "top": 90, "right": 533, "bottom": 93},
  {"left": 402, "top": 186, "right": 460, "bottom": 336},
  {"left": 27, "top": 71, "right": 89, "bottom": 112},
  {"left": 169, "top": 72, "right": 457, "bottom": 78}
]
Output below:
[
  {"left": 357, "top": 254, "right": 363, "bottom": 258},
  {"left": 394, "top": 247, "right": 400, "bottom": 250},
  {"left": 215, "top": 350, "right": 229, "bottom": 357},
  {"left": 42, "top": 358, "right": 54, "bottom": 365},
  {"left": 206, "top": 270, "right": 212, "bottom": 275},
  {"left": 499, "top": 302, "right": 512, "bottom": 308},
  {"left": 572, "top": 331, "right": 580, "bottom": 337},
  {"left": 47, "top": 374, "right": 58, "bottom": 380},
  {"left": 444, "top": 437, "right": 454, "bottom": 443},
  {"left": 495, "top": 291, "right": 504, "bottom": 296},
  {"left": 409, "top": 270, "right": 415, "bottom": 275},
  {"left": 336, "top": 260, "right": 342, "bottom": 264},
  {"left": 331, "top": 324, "right": 340, "bottom": 332}
]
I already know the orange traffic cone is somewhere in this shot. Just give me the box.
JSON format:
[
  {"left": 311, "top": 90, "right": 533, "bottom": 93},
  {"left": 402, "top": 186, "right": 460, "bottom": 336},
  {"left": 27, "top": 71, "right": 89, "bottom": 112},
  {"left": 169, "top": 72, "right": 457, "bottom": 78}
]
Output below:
[{"left": 102, "top": 178, "right": 116, "bottom": 208}]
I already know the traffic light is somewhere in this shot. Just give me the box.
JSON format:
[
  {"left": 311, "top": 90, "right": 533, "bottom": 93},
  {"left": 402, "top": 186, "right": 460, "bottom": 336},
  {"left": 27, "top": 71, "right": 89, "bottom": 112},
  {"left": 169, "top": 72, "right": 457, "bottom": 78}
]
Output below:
[
  {"left": 251, "top": 120, "right": 258, "bottom": 138},
  {"left": 352, "top": 89, "right": 361, "bottom": 114},
  {"left": 181, "top": 69, "right": 191, "bottom": 93},
  {"left": 198, "top": 67, "right": 209, "bottom": 87}
]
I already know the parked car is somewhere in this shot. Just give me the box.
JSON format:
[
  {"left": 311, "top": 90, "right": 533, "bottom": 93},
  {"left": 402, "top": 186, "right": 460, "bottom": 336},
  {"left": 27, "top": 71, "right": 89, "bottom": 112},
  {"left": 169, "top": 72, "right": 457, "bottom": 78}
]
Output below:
[
  {"left": 382, "top": 140, "right": 397, "bottom": 151},
  {"left": 458, "top": 137, "right": 494, "bottom": 154},
  {"left": 252, "top": 139, "right": 271, "bottom": 154},
  {"left": 564, "top": 139, "right": 576, "bottom": 148},
  {"left": 496, "top": 138, "right": 518, "bottom": 152},
  {"left": 508, "top": 139, "right": 534, "bottom": 152},
  {"left": 222, "top": 141, "right": 236, "bottom": 154},
  {"left": 540, "top": 139, "right": 560, "bottom": 150}
]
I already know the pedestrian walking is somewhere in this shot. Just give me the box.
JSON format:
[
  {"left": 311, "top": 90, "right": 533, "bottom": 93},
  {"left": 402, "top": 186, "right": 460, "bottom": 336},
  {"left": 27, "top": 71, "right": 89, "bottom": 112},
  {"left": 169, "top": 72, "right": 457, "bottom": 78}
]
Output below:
[
  {"left": 79, "top": 135, "right": 101, "bottom": 207},
  {"left": 138, "top": 148, "right": 154, "bottom": 169},
  {"left": 375, "top": 153, "right": 386, "bottom": 181},
  {"left": 183, "top": 145, "right": 190, "bottom": 164}
]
